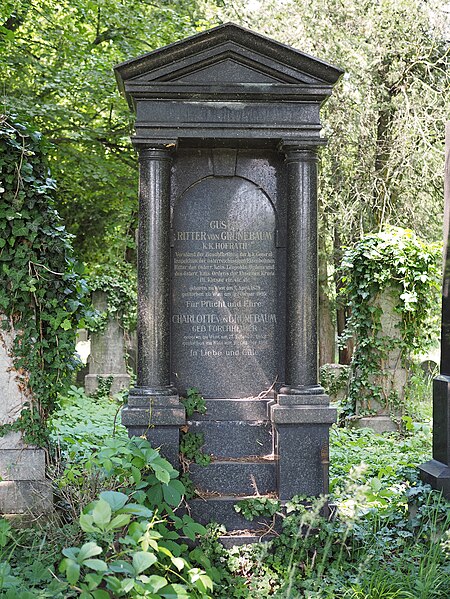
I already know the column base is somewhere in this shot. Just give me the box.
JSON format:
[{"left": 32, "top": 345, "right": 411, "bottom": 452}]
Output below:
[
  {"left": 270, "top": 393, "right": 336, "bottom": 500},
  {"left": 122, "top": 386, "right": 185, "bottom": 468},
  {"left": 419, "top": 459, "right": 450, "bottom": 498}
]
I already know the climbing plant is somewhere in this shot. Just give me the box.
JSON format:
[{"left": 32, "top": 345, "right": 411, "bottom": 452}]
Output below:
[
  {"left": 87, "top": 264, "right": 137, "bottom": 333},
  {"left": 0, "top": 115, "right": 89, "bottom": 445},
  {"left": 339, "top": 227, "right": 440, "bottom": 419}
]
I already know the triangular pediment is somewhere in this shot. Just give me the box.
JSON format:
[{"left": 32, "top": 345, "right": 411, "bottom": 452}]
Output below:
[{"left": 115, "top": 23, "right": 343, "bottom": 94}]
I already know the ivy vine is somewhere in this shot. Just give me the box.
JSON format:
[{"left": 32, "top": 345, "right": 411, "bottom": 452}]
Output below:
[
  {"left": 0, "top": 115, "right": 89, "bottom": 445},
  {"left": 87, "top": 264, "right": 137, "bottom": 333},
  {"left": 339, "top": 227, "right": 440, "bottom": 420}
]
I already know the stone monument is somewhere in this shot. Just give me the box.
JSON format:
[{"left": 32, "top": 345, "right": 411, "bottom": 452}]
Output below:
[
  {"left": 84, "top": 290, "right": 131, "bottom": 395},
  {"left": 420, "top": 123, "right": 450, "bottom": 497},
  {"left": 115, "top": 23, "right": 342, "bottom": 529}
]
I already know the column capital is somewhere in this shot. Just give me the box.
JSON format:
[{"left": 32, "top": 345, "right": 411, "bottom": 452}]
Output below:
[
  {"left": 133, "top": 139, "right": 178, "bottom": 155},
  {"left": 138, "top": 143, "right": 177, "bottom": 161},
  {"left": 278, "top": 140, "right": 323, "bottom": 162}
]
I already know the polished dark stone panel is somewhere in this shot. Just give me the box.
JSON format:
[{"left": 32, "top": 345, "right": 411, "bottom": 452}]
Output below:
[
  {"left": 189, "top": 461, "right": 276, "bottom": 495},
  {"left": 191, "top": 398, "right": 271, "bottom": 421},
  {"left": 187, "top": 421, "right": 273, "bottom": 459},
  {"left": 187, "top": 497, "right": 281, "bottom": 531},
  {"left": 171, "top": 175, "right": 278, "bottom": 398}
]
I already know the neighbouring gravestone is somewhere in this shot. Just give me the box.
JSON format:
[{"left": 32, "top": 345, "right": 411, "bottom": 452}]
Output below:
[
  {"left": 0, "top": 319, "right": 52, "bottom": 516},
  {"left": 420, "top": 123, "right": 450, "bottom": 497},
  {"left": 115, "top": 23, "right": 342, "bottom": 533},
  {"left": 85, "top": 290, "right": 130, "bottom": 395},
  {"left": 350, "top": 290, "right": 406, "bottom": 433}
]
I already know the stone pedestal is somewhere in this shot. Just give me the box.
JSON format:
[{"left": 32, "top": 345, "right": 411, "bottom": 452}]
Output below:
[
  {"left": 85, "top": 290, "right": 130, "bottom": 395},
  {"left": 419, "top": 376, "right": 450, "bottom": 496},
  {"left": 271, "top": 395, "right": 336, "bottom": 500}
]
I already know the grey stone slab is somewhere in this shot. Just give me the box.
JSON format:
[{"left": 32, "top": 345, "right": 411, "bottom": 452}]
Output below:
[
  {"left": 0, "top": 449, "right": 46, "bottom": 481},
  {"left": 85, "top": 373, "right": 130, "bottom": 395},
  {"left": 127, "top": 425, "right": 181, "bottom": 468},
  {"left": 0, "top": 481, "right": 52, "bottom": 515},
  {"left": 191, "top": 398, "right": 271, "bottom": 421},
  {"left": 121, "top": 405, "right": 185, "bottom": 427},
  {"left": 188, "top": 421, "right": 273, "bottom": 458},
  {"left": 188, "top": 497, "right": 281, "bottom": 532},
  {"left": 274, "top": 423, "right": 330, "bottom": 499},
  {"left": 277, "top": 394, "right": 330, "bottom": 406},
  {"left": 189, "top": 461, "right": 276, "bottom": 496},
  {"left": 270, "top": 405, "right": 337, "bottom": 424},
  {"left": 348, "top": 416, "right": 397, "bottom": 433},
  {"left": 0, "top": 432, "right": 25, "bottom": 450},
  {"left": 419, "top": 459, "right": 450, "bottom": 498}
]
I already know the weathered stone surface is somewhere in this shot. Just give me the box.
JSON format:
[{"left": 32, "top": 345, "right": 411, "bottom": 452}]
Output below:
[
  {"left": 0, "top": 449, "right": 46, "bottom": 481},
  {"left": 0, "top": 481, "right": 52, "bottom": 514},
  {"left": 349, "top": 416, "right": 398, "bottom": 433},
  {"left": 115, "top": 23, "right": 343, "bottom": 527},
  {"left": 192, "top": 398, "right": 271, "bottom": 421},
  {"left": 171, "top": 176, "right": 278, "bottom": 399},
  {"left": 86, "top": 290, "right": 130, "bottom": 394},
  {"left": 187, "top": 497, "right": 281, "bottom": 532},
  {"left": 189, "top": 461, "right": 276, "bottom": 496},
  {"left": 187, "top": 421, "right": 273, "bottom": 458}
]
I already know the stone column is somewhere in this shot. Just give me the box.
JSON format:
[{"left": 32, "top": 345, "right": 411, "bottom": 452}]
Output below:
[
  {"left": 271, "top": 142, "right": 336, "bottom": 500},
  {"left": 121, "top": 145, "right": 185, "bottom": 466}
]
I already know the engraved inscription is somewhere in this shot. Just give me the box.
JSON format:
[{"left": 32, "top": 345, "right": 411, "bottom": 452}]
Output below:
[{"left": 171, "top": 177, "right": 277, "bottom": 398}]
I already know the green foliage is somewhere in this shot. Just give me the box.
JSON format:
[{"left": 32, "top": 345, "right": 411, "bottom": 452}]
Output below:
[
  {"left": 180, "top": 388, "right": 207, "bottom": 418},
  {"left": 339, "top": 227, "right": 440, "bottom": 418},
  {"left": 0, "top": 116, "right": 89, "bottom": 444},
  {"left": 49, "top": 385, "right": 127, "bottom": 459},
  {"left": 179, "top": 432, "right": 211, "bottom": 466},
  {"left": 234, "top": 498, "right": 280, "bottom": 522},
  {"left": 0, "top": 435, "right": 214, "bottom": 597},
  {"left": 0, "top": 0, "right": 210, "bottom": 265},
  {"left": 87, "top": 264, "right": 137, "bottom": 333}
]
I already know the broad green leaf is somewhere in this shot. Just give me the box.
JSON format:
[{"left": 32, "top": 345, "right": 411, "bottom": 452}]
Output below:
[
  {"left": 78, "top": 542, "right": 103, "bottom": 562},
  {"left": 132, "top": 551, "right": 158, "bottom": 574},
  {"left": 171, "top": 557, "right": 185, "bottom": 572},
  {"left": 92, "top": 499, "right": 112, "bottom": 527},
  {"left": 83, "top": 559, "right": 108, "bottom": 572},
  {"left": 108, "top": 513, "right": 131, "bottom": 530},
  {"left": 100, "top": 491, "right": 128, "bottom": 511},
  {"left": 65, "top": 560, "right": 80, "bottom": 585},
  {"left": 163, "top": 480, "right": 184, "bottom": 507},
  {"left": 120, "top": 504, "right": 153, "bottom": 518},
  {"left": 152, "top": 464, "right": 171, "bottom": 484}
]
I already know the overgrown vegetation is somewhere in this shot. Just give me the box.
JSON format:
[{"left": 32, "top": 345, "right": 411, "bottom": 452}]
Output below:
[
  {"left": 0, "top": 387, "right": 447, "bottom": 598},
  {"left": 0, "top": 116, "right": 89, "bottom": 445},
  {"left": 339, "top": 227, "right": 440, "bottom": 420}
]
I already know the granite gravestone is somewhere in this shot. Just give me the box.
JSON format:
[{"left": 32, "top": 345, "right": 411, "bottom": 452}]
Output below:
[{"left": 115, "top": 23, "right": 342, "bottom": 531}]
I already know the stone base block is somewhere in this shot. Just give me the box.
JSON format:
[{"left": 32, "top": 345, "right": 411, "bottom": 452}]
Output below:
[
  {"left": 348, "top": 416, "right": 398, "bottom": 433},
  {"left": 0, "top": 480, "right": 52, "bottom": 515},
  {"left": 187, "top": 497, "right": 281, "bottom": 532},
  {"left": 419, "top": 459, "right": 450, "bottom": 498},
  {"left": 189, "top": 461, "right": 276, "bottom": 496},
  {"left": 0, "top": 448, "right": 46, "bottom": 481},
  {"left": 187, "top": 420, "right": 273, "bottom": 459},
  {"left": 271, "top": 396, "right": 336, "bottom": 500},
  {"left": 85, "top": 373, "right": 130, "bottom": 395}
]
